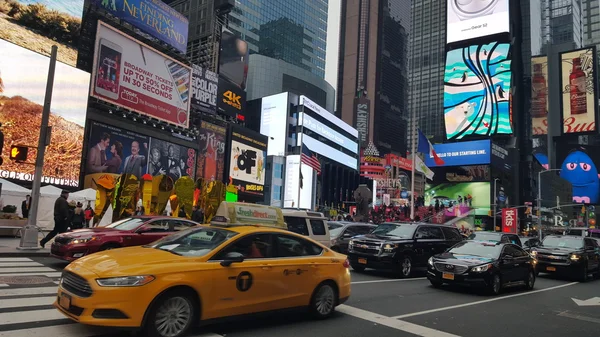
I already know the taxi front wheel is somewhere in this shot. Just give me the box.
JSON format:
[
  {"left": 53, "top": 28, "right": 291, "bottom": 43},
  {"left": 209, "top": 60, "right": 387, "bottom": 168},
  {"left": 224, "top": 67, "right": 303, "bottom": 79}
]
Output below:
[
  {"left": 143, "top": 289, "right": 198, "bottom": 337},
  {"left": 309, "top": 282, "right": 338, "bottom": 319}
]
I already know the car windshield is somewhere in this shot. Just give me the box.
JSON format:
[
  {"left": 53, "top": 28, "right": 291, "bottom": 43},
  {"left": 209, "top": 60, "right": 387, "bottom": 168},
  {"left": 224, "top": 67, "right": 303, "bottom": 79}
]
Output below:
[
  {"left": 468, "top": 232, "right": 501, "bottom": 242},
  {"left": 371, "top": 223, "right": 415, "bottom": 238},
  {"left": 541, "top": 236, "right": 583, "bottom": 249},
  {"left": 448, "top": 241, "right": 502, "bottom": 258},
  {"left": 147, "top": 226, "right": 238, "bottom": 257},
  {"left": 328, "top": 222, "right": 345, "bottom": 237},
  {"left": 105, "top": 218, "right": 150, "bottom": 230}
]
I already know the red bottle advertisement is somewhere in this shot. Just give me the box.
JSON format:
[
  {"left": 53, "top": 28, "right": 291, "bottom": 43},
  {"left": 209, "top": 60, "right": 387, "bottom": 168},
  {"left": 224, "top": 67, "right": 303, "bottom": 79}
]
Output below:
[
  {"left": 569, "top": 57, "right": 587, "bottom": 115},
  {"left": 531, "top": 63, "right": 547, "bottom": 117}
]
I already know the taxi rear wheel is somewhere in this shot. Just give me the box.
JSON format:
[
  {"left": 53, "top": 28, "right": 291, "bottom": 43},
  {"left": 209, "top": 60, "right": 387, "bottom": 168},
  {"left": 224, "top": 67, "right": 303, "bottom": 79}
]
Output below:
[
  {"left": 144, "top": 290, "right": 198, "bottom": 337},
  {"left": 309, "top": 282, "right": 338, "bottom": 319}
]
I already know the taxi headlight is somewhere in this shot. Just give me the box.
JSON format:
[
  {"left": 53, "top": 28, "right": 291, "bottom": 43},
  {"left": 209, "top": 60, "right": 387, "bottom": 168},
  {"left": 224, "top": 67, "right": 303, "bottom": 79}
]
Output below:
[
  {"left": 70, "top": 237, "right": 96, "bottom": 245},
  {"left": 96, "top": 275, "right": 155, "bottom": 287},
  {"left": 471, "top": 264, "right": 492, "bottom": 273}
]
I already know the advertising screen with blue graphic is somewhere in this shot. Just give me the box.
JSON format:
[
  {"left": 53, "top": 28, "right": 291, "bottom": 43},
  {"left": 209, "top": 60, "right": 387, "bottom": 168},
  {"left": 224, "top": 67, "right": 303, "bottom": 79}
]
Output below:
[
  {"left": 93, "top": 0, "right": 189, "bottom": 53},
  {"left": 424, "top": 140, "right": 491, "bottom": 167},
  {"left": 444, "top": 42, "right": 512, "bottom": 140},
  {"left": 556, "top": 143, "right": 600, "bottom": 204}
]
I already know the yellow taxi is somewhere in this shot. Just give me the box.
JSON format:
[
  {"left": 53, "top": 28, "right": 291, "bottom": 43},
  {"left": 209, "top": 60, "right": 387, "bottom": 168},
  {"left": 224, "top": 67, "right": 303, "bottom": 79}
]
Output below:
[{"left": 53, "top": 216, "right": 351, "bottom": 337}]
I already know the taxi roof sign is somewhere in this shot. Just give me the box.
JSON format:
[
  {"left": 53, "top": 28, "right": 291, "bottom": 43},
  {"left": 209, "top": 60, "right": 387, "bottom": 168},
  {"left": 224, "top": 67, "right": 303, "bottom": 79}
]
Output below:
[{"left": 212, "top": 202, "right": 286, "bottom": 229}]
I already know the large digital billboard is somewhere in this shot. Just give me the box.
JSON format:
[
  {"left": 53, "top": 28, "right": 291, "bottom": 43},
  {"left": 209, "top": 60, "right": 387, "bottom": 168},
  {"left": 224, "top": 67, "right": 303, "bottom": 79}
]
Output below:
[
  {"left": 219, "top": 29, "right": 249, "bottom": 89},
  {"left": 0, "top": 0, "right": 83, "bottom": 66},
  {"left": 300, "top": 112, "right": 358, "bottom": 154},
  {"left": 190, "top": 64, "right": 218, "bottom": 115},
  {"left": 196, "top": 120, "right": 226, "bottom": 182},
  {"left": 424, "top": 140, "right": 491, "bottom": 168},
  {"left": 444, "top": 42, "right": 512, "bottom": 140},
  {"left": 260, "top": 92, "right": 289, "bottom": 156},
  {"left": 228, "top": 126, "right": 268, "bottom": 202},
  {"left": 556, "top": 144, "right": 600, "bottom": 204},
  {"left": 0, "top": 40, "right": 90, "bottom": 187},
  {"left": 446, "top": 0, "right": 509, "bottom": 44},
  {"left": 559, "top": 47, "right": 598, "bottom": 134},
  {"left": 217, "top": 75, "right": 246, "bottom": 119},
  {"left": 425, "top": 182, "right": 491, "bottom": 216},
  {"left": 92, "top": 0, "right": 189, "bottom": 53},
  {"left": 531, "top": 56, "right": 548, "bottom": 136},
  {"left": 91, "top": 21, "right": 191, "bottom": 127},
  {"left": 283, "top": 155, "right": 314, "bottom": 209}
]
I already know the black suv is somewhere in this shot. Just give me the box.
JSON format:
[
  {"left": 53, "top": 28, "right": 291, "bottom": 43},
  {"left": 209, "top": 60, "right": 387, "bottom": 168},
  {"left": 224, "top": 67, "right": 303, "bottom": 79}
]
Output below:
[
  {"left": 532, "top": 235, "right": 600, "bottom": 281},
  {"left": 347, "top": 222, "right": 464, "bottom": 278}
]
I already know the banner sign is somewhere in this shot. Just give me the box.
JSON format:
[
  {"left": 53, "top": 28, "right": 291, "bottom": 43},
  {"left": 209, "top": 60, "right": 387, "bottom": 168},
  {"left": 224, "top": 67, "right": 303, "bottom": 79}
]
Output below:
[
  {"left": 228, "top": 126, "right": 268, "bottom": 202},
  {"left": 217, "top": 76, "right": 246, "bottom": 118},
  {"left": 93, "top": 0, "right": 189, "bottom": 53},
  {"left": 196, "top": 120, "right": 227, "bottom": 182},
  {"left": 190, "top": 64, "right": 218, "bottom": 115},
  {"left": 355, "top": 97, "right": 370, "bottom": 146},
  {"left": 91, "top": 22, "right": 191, "bottom": 127},
  {"left": 502, "top": 208, "right": 518, "bottom": 234},
  {"left": 424, "top": 140, "right": 491, "bottom": 167}
]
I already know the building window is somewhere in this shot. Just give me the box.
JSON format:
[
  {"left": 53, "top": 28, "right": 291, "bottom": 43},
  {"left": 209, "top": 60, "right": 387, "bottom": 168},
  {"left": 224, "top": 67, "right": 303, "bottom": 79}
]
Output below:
[
  {"left": 273, "top": 185, "right": 282, "bottom": 200},
  {"left": 274, "top": 163, "right": 283, "bottom": 179}
]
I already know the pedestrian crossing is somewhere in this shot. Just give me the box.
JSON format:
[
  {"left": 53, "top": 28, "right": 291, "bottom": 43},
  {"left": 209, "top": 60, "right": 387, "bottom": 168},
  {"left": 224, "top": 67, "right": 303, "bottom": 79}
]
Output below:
[{"left": 0, "top": 257, "right": 223, "bottom": 337}]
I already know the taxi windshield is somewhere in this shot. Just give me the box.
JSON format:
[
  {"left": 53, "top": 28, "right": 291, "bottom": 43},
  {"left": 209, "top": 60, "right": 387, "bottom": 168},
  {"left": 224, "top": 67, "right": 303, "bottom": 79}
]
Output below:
[
  {"left": 105, "top": 217, "right": 151, "bottom": 230},
  {"left": 147, "top": 227, "right": 238, "bottom": 257}
]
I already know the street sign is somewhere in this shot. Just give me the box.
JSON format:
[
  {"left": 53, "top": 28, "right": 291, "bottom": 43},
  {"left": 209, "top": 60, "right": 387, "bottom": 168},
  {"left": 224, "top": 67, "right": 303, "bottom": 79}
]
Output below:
[{"left": 9, "top": 145, "right": 28, "bottom": 162}]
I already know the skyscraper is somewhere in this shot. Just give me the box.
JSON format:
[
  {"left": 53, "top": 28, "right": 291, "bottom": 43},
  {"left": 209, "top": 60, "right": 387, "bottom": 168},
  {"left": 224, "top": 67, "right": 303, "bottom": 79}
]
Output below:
[
  {"left": 407, "top": 0, "right": 446, "bottom": 150},
  {"left": 336, "top": 0, "right": 410, "bottom": 155}
]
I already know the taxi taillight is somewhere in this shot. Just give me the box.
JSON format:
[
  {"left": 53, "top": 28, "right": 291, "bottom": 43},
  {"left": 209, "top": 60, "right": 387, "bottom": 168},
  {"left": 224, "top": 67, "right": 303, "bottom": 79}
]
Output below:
[{"left": 343, "top": 259, "right": 350, "bottom": 268}]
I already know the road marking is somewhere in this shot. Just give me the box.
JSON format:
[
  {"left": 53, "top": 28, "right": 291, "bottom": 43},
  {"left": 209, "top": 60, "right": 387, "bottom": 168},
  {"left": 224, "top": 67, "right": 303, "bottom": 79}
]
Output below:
[
  {"left": 338, "top": 304, "right": 461, "bottom": 337},
  {"left": 0, "top": 308, "right": 65, "bottom": 325},
  {"left": 0, "top": 258, "right": 33, "bottom": 262},
  {"left": 352, "top": 277, "right": 426, "bottom": 284},
  {"left": 0, "top": 322, "right": 111, "bottom": 337},
  {"left": 0, "top": 267, "right": 56, "bottom": 273},
  {"left": 0, "top": 285, "right": 7, "bottom": 288},
  {"left": 392, "top": 282, "right": 579, "bottom": 319},
  {"left": 0, "top": 286, "right": 58, "bottom": 297},
  {"left": 0, "top": 262, "right": 43, "bottom": 267},
  {"left": 0, "top": 296, "right": 55, "bottom": 309},
  {"left": 558, "top": 311, "right": 600, "bottom": 324},
  {"left": 0, "top": 272, "right": 61, "bottom": 277}
]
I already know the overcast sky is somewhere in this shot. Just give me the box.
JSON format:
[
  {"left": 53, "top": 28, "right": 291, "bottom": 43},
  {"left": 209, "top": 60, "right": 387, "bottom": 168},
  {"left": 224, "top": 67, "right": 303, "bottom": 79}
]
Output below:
[{"left": 325, "top": 0, "right": 341, "bottom": 108}]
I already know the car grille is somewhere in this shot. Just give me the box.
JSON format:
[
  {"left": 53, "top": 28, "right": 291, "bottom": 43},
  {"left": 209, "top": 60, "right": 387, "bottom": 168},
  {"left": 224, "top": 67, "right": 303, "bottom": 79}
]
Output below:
[
  {"left": 351, "top": 241, "right": 381, "bottom": 254},
  {"left": 61, "top": 271, "right": 93, "bottom": 298},
  {"left": 537, "top": 254, "right": 568, "bottom": 263},
  {"left": 54, "top": 237, "right": 71, "bottom": 245},
  {"left": 434, "top": 263, "right": 469, "bottom": 274},
  {"left": 51, "top": 246, "right": 64, "bottom": 256}
]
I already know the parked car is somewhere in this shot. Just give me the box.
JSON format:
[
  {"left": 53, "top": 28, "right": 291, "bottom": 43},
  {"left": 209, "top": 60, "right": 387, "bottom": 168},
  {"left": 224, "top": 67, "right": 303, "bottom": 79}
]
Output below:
[
  {"left": 427, "top": 241, "right": 536, "bottom": 295},
  {"left": 467, "top": 231, "right": 522, "bottom": 247},
  {"left": 531, "top": 235, "right": 600, "bottom": 281},
  {"left": 50, "top": 216, "right": 200, "bottom": 261},
  {"left": 328, "top": 222, "right": 376, "bottom": 253},
  {"left": 347, "top": 222, "right": 463, "bottom": 277}
]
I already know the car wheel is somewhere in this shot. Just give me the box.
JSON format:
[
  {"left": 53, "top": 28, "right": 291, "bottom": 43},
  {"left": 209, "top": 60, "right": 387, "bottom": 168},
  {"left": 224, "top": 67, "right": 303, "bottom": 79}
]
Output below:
[
  {"left": 100, "top": 243, "right": 120, "bottom": 251},
  {"left": 579, "top": 264, "right": 588, "bottom": 282},
  {"left": 144, "top": 290, "right": 197, "bottom": 337},
  {"left": 488, "top": 274, "right": 502, "bottom": 295},
  {"left": 429, "top": 279, "right": 443, "bottom": 288},
  {"left": 309, "top": 282, "right": 337, "bottom": 319},
  {"left": 350, "top": 264, "right": 365, "bottom": 272},
  {"left": 397, "top": 256, "right": 412, "bottom": 278},
  {"left": 525, "top": 270, "right": 535, "bottom": 290}
]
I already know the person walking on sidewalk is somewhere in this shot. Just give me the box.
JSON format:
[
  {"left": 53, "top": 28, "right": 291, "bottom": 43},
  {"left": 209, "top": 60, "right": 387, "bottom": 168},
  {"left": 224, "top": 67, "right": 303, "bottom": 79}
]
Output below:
[{"left": 40, "top": 190, "right": 70, "bottom": 248}]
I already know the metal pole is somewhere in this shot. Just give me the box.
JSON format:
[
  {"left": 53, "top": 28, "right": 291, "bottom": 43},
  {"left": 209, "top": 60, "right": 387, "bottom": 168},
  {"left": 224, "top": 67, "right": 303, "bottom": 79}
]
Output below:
[
  {"left": 493, "top": 178, "right": 497, "bottom": 232},
  {"left": 18, "top": 46, "right": 58, "bottom": 250},
  {"left": 410, "top": 128, "right": 416, "bottom": 221},
  {"left": 537, "top": 170, "right": 542, "bottom": 239}
]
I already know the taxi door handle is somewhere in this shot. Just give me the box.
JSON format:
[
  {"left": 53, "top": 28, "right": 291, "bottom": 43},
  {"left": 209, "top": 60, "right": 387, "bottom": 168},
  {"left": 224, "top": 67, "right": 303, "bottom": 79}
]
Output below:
[
  {"left": 261, "top": 264, "right": 272, "bottom": 270},
  {"left": 310, "top": 262, "right": 318, "bottom": 268}
]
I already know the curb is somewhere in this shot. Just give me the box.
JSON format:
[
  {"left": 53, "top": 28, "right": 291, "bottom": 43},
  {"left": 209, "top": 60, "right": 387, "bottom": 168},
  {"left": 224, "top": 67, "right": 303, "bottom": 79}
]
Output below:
[{"left": 0, "top": 251, "right": 51, "bottom": 257}]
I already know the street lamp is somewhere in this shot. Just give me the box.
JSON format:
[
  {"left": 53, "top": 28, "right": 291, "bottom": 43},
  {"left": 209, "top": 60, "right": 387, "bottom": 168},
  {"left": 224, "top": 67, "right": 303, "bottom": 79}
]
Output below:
[
  {"left": 493, "top": 178, "right": 499, "bottom": 232},
  {"left": 537, "top": 169, "right": 561, "bottom": 239}
]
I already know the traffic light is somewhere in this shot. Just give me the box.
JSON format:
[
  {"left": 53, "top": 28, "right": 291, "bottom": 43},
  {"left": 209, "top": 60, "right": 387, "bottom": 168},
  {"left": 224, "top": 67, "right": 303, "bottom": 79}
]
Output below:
[{"left": 9, "top": 145, "right": 28, "bottom": 162}]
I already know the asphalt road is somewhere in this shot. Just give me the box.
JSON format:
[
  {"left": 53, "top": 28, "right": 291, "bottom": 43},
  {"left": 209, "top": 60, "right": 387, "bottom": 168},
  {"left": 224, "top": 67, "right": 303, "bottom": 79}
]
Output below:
[{"left": 1, "top": 256, "right": 599, "bottom": 337}]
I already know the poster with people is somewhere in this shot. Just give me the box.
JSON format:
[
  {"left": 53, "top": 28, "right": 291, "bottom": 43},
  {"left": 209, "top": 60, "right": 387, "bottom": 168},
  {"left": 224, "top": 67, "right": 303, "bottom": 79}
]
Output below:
[
  {"left": 197, "top": 120, "right": 227, "bottom": 182},
  {"left": 147, "top": 138, "right": 197, "bottom": 182}
]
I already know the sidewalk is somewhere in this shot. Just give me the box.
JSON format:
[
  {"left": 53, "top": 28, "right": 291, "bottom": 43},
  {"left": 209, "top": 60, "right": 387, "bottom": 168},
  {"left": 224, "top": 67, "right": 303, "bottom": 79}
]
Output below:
[{"left": 0, "top": 236, "right": 50, "bottom": 257}]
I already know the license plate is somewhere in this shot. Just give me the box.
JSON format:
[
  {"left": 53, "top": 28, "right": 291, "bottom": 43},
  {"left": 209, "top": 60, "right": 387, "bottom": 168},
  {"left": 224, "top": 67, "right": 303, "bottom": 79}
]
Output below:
[
  {"left": 59, "top": 293, "right": 71, "bottom": 310},
  {"left": 358, "top": 258, "right": 367, "bottom": 264},
  {"left": 442, "top": 273, "right": 455, "bottom": 280},
  {"left": 546, "top": 266, "right": 556, "bottom": 272}
]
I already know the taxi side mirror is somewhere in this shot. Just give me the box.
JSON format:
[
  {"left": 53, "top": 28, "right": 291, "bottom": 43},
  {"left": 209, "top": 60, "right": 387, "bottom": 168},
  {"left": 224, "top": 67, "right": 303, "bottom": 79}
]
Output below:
[{"left": 220, "top": 252, "right": 245, "bottom": 267}]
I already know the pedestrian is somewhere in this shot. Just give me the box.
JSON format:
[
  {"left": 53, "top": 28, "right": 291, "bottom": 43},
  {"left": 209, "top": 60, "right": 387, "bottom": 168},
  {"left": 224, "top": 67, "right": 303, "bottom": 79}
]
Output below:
[
  {"left": 71, "top": 202, "right": 84, "bottom": 230},
  {"left": 178, "top": 207, "right": 186, "bottom": 218},
  {"left": 467, "top": 194, "right": 473, "bottom": 207},
  {"left": 21, "top": 195, "right": 30, "bottom": 219},
  {"left": 191, "top": 205, "right": 204, "bottom": 223},
  {"left": 434, "top": 199, "right": 440, "bottom": 213},
  {"left": 457, "top": 195, "right": 463, "bottom": 205},
  {"left": 84, "top": 203, "right": 94, "bottom": 228},
  {"left": 40, "top": 190, "right": 70, "bottom": 248}
]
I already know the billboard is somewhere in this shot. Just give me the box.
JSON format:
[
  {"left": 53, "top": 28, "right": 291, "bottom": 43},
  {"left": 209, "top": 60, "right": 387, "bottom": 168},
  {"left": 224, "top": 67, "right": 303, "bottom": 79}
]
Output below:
[
  {"left": 147, "top": 138, "right": 196, "bottom": 181},
  {"left": 217, "top": 75, "right": 246, "bottom": 119},
  {"left": 300, "top": 95, "right": 358, "bottom": 138},
  {"left": 424, "top": 140, "right": 491, "bottom": 167},
  {"left": 559, "top": 47, "right": 598, "bottom": 134},
  {"left": 446, "top": 0, "right": 509, "bottom": 44},
  {"left": 355, "top": 97, "right": 370, "bottom": 146},
  {"left": 260, "top": 92, "right": 289, "bottom": 156},
  {"left": 196, "top": 120, "right": 227, "bottom": 182},
  {"left": 531, "top": 56, "right": 548, "bottom": 136},
  {"left": 283, "top": 155, "right": 314, "bottom": 209},
  {"left": 0, "top": 0, "right": 84, "bottom": 66},
  {"left": 92, "top": 0, "right": 189, "bottom": 53},
  {"left": 190, "top": 64, "right": 218, "bottom": 115},
  {"left": 91, "top": 21, "right": 191, "bottom": 127},
  {"left": 301, "top": 133, "right": 358, "bottom": 170},
  {"left": 0, "top": 40, "right": 89, "bottom": 187},
  {"left": 444, "top": 42, "right": 512, "bottom": 140},
  {"left": 431, "top": 165, "right": 490, "bottom": 184},
  {"left": 556, "top": 144, "right": 600, "bottom": 204},
  {"left": 491, "top": 142, "right": 512, "bottom": 173},
  {"left": 425, "top": 182, "right": 491, "bottom": 216},
  {"left": 219, "top": 29, "right": 249, "bottom": 89},
  {"left": 501, "top": 208, "right": 518, "bottom": 234},
  {"left": 300, "top": 112, "right": 358, "bottom": 154},
  {"left": 228, "top": 126, "right": 268, "bottom": 201}
]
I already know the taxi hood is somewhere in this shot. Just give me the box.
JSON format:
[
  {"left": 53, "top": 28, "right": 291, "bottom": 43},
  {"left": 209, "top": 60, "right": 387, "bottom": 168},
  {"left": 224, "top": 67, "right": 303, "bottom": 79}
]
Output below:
[{"left": 69, "top": 246, "right": 190, "bottom": 277}]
